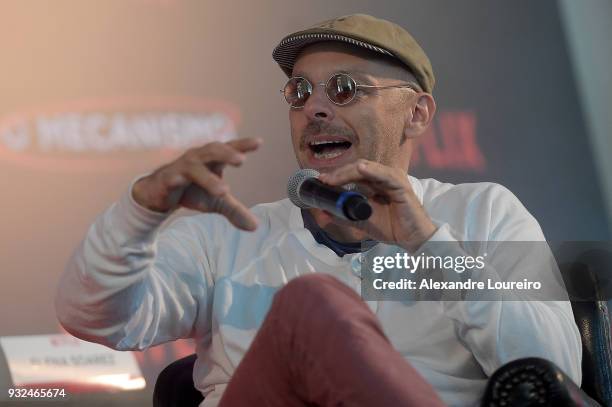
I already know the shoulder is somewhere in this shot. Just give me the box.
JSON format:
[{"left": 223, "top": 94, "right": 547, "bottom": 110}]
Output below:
[
  {"left": 414, "top": 177, "right": 544, "bottom": 241},
  {"left": 418, "top": 177, "right": 523, "bottom": 214}
]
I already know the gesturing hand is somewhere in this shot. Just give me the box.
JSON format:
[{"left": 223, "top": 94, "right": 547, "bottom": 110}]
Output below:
[
  {"left": 132, "top": 138, "right": 262, "bottom": 231},
  {"left": 318, "top": 159, "right": 436, "bottom": 251}
]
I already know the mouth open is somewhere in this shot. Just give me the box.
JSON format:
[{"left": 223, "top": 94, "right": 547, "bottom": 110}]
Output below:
[{"left": 308, "top": 139, "right": 353, "bottom": 160}]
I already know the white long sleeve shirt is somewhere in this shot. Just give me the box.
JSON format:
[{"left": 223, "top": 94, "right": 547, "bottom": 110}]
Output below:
[{"left": 55, "top": 176, "right": 582, "bottom": 407}]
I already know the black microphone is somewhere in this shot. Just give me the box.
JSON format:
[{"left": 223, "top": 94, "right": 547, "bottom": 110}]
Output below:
[{"left": 287, "top": 169, "right": 372, "bottom": 221}]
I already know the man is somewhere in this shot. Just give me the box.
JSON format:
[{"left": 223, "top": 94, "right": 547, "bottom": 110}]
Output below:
[{"left": 55, "top": 14, "right": 582, "bottom": 406}]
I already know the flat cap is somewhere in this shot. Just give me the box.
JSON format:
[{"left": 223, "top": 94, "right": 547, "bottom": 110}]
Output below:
[{"left": 272, "top": 13, "right": 435, "bottom": 93}]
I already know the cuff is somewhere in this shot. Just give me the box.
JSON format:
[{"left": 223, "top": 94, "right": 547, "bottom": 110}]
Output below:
[{"left": 109, "top": 175, "right": 172, "bottom": 238}]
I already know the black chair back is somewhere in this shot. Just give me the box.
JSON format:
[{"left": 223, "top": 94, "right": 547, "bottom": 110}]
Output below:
[
  {"left": 153, "top": 354, "right": 203, "bottom": 407},
  {"left": 572, "top": 300, "right": 612, "bottom": 406}
]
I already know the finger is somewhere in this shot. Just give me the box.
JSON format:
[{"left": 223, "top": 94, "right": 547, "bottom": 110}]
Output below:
[
  {"left": 184, "top": 164, "right": 229, "bottom": 196},
  {"left": 351, "top": 183, "right": 377, "bottom": 197},
  {"left": 207, "top": 137, "right": 264, "bottom": 177},
  {"left": 319, "top": 160, "right": 401, "bottom": 189},
  {"left": 181, "top": 186, "right": 258, "bottom": 231},
  {"left": 208, "top": 192, "right": 259, "bottom": 231},
  {"left": 318, "top": 161, "right": 365, "bottom": 186},
  {"left": 190, "top": 142, "right": 247, "bottom": 167},
  {"left": 354, "top": 161, "right": 407, "bottom": 191},
  {"left": 319, "top": 161, "right": 408, "bottom": 199},
  {"left": 226, "top": 137, "right": 263, "bottom": 153}
]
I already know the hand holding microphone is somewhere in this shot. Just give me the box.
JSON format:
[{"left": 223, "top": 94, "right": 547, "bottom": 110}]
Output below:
[
  {"left": 295, "top": 159, "right": 437, "bottom": 251},
  {"left": 287, "top": 169, "right": 372, "bottom": 221}
]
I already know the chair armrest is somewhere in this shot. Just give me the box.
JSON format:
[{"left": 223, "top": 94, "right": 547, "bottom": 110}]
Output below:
[{"left": 481, "top": 357, "right": 601, "bottom": 407}]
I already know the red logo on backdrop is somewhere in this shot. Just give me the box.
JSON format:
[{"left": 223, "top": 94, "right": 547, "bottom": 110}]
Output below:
[
  {"left": 0, "top": 96, "right": 241, "bottom": 172},
  {"left": 412, "top": 111, "right": 486, "bottom": 172}
]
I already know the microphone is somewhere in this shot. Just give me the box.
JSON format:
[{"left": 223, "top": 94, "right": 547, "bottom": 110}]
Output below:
[{"left": 287, "top": 169, "right": 372, "bottom": 221}]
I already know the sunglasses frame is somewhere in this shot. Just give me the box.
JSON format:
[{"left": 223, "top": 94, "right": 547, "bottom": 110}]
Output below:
[{"left": 281, "top": 72, "right": 420, "bottom": 108}]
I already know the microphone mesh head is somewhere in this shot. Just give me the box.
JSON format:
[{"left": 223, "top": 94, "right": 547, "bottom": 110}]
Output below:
[{"left": 287, "top": 168, "right": 319, "bottom": 208}]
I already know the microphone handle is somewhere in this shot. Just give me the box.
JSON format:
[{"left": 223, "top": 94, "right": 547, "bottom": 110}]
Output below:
[{"left": 299, "top": 178, "right": 372, "bottom": 221}]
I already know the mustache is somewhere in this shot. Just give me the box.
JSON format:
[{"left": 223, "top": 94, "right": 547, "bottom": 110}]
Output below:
[{"left": 299, "top": 120, "right": 357, "bottom": 149}]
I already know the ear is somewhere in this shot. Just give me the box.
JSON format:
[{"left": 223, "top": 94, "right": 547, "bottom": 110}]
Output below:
[{"left": 403, "top": 93, "right": 436, "bottom": 139}]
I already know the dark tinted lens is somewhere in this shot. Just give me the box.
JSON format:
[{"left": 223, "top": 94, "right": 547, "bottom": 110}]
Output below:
[
  {"left": 283, "top": 77, "right": 311, "bottom": 107},
  {"left": 326, "top": 74, "right": 356, "bottom": 105}
]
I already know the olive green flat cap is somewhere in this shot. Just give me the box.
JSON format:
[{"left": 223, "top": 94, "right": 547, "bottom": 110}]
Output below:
[{"left": 272, "top": 13, "right": 435, "bottom": 93}]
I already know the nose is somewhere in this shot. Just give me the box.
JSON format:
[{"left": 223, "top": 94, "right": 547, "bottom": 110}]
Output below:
[{"left": 302, "top": 84, "right": 335, "bottom": 121}]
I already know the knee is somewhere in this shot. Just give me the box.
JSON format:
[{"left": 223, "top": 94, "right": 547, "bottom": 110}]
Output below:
[
  {"left": 284, "top": 272, "right": 338, "bottom": 291},
  {"left": 270, "top": 273, "right": 363, "bottom": 321},
  {"left": 280, "top": 273, "right": 355, "bottom": 303},
  {"left": 267, "top": 274, "right": 380, "bottom": 343}
]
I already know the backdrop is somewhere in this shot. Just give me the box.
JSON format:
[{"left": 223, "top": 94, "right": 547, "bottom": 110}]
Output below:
[{"left": 0, "top": 0, "right": 609, "bottom": 396}]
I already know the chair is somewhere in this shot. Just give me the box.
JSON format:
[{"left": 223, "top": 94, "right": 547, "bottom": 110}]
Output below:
[
  {"left": 480, "top": 300, "right": 611, "bottom": 406},
  {"left": 153, "top": 250, "right": 612, "bottom": 407},
  {"left": 481, "top": 248, "right": 612, "bottom": 407},
  {"left": 153, "top": 354, "right": 203, "bottom": 407}
]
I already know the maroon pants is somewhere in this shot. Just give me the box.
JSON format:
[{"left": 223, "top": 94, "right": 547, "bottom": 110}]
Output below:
[{"left": 218, "top": 273, "right": 446, "bottom": 407}]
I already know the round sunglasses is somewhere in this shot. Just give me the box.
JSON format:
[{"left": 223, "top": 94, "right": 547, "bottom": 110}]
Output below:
[{"left": 281, "top": 72, "right": 419, "bottom": 108}]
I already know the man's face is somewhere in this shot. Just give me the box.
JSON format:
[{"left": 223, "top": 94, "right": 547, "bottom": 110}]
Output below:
[{"left": 288, "top": 42, "right": 418, "bottom": 174}]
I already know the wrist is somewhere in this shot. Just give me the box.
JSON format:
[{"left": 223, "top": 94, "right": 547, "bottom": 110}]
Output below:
[
  {"left": 131, "top": 176, "right": 169, "bottom": 213},
  {"left": 398, "top": 218, "right": 437, "bottom": 252}
]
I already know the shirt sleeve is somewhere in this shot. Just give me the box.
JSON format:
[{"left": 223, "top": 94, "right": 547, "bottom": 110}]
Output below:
[
  {"left": 421, "top": 184, "right": 583, "bottom": 384},
  {"left": 55, "top": 179, "right": 216, "bottom": 351}
]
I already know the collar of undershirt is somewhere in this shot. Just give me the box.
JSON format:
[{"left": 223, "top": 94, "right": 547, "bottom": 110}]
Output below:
[{"left": 300, "top": 209, "right": 377, "bottom": 257}]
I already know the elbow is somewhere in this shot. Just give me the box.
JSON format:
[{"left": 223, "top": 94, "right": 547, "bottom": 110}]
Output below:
[
  {"left": 54, "top": 275, "right": 76, "bottom": 334},
  {"left": 54, "top": 284, "right": 127, "bottom": 350}
]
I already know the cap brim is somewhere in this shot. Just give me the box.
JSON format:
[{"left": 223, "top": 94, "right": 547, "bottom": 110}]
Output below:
[{"left": 272, "top": 32, "right": 394, "bottom": 77}]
